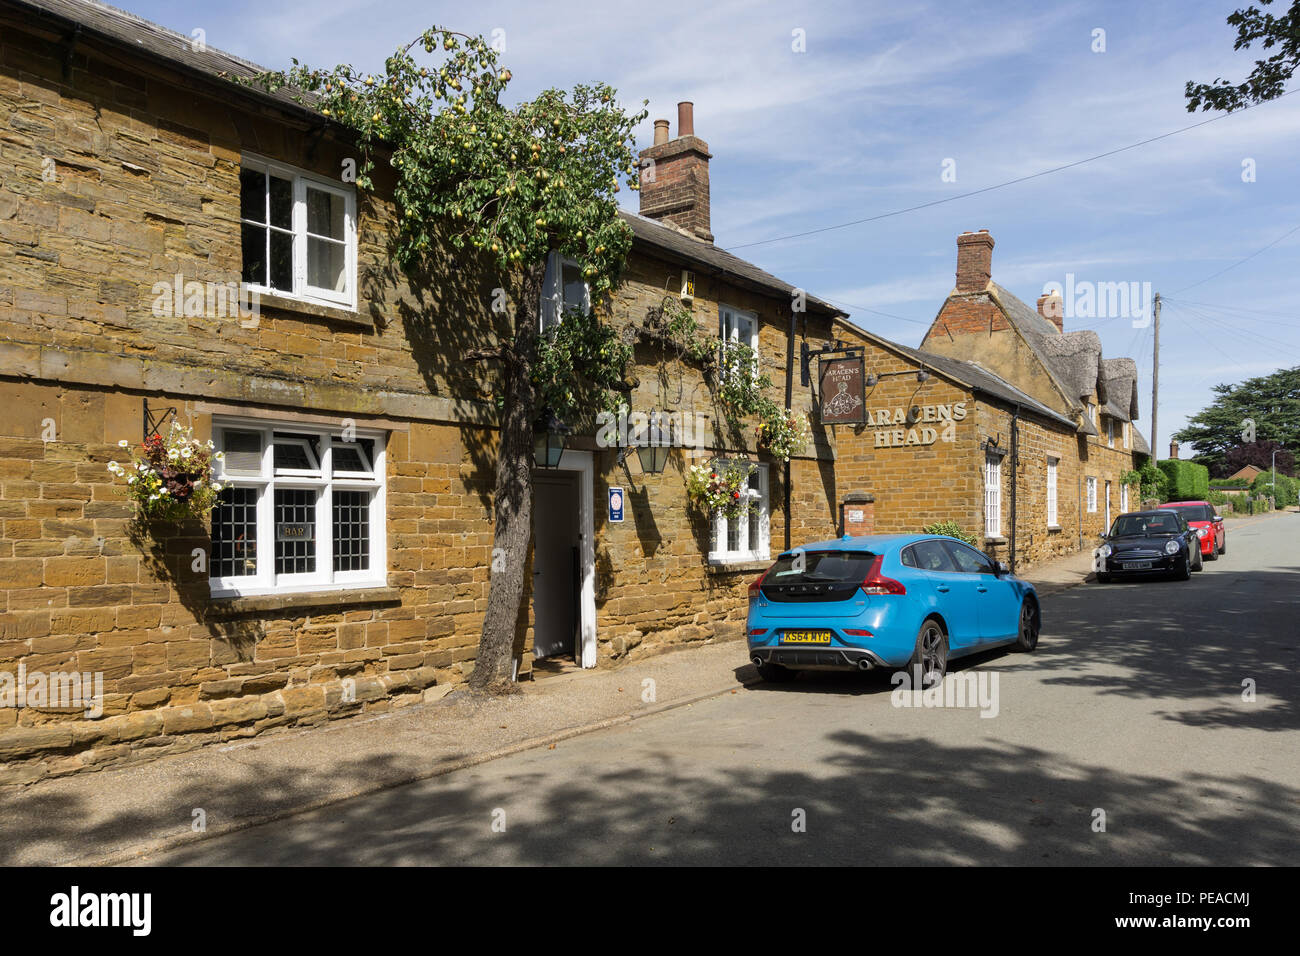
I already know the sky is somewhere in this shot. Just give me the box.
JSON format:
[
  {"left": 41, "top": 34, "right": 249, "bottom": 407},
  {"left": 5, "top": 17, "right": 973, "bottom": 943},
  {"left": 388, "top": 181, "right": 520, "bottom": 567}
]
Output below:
[{"left": 123, "top": 0, "right": 1300, "bottom": 455}]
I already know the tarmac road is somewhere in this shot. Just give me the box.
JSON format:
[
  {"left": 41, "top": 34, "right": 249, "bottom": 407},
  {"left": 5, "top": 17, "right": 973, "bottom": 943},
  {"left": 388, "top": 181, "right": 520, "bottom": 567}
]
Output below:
[{"left": 137, "top": 513, "right": 1300, "bottom": 865}]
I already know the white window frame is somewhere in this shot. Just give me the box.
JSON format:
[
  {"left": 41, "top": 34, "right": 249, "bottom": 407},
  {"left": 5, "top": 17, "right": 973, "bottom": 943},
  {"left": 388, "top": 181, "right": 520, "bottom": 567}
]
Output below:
[
  {"left": 1088, "top": 402, "right": 1097, "bottom": 429},
  {"left": 540, "top": 251, "right": 591, "bottom": 331},
  {"left": 1107, "top": 416, "right": 1115, "bottom": 448},
  {"left": 1120, "top": 480, "right": 1129, "bottom": 513},
  {"left": 1105, "top": 479, "right": 1112, "bottom": 527},
  {"left": 984, "top": 452, "right": 1003, "bottom": 537},
  {"left": 1046, "top": 457, "right": 1059, "bottom": 527},
  {"left": 209, "top": 418, "right": 387, "bottom": 597},
  {"left": 240, "top": 153, "right": 358, "bottom": 310},
  {"left": 1086, "top": 476, "right": 1098, "bottom": 513},
  {"left": 719, "top": 304, "right": 759, "bottom": 385},
  {"left": 709, "top": 461, "right": 769, "bottom": 564},
  {"left": 1123, "top": 421, "right": 1130, "bottom": 449}
]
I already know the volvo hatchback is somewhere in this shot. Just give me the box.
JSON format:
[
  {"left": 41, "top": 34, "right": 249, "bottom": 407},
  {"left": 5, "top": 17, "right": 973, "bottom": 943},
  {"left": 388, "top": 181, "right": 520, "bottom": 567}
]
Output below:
[{"left": 746, "top": 534, "right": 1040, "bottom": 685}]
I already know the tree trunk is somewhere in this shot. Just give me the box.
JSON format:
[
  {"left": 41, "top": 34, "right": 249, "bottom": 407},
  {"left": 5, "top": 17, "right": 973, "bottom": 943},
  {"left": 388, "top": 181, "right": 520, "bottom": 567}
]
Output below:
[{"left": 469, "top": 259, "right": 546, "bottom": 693}]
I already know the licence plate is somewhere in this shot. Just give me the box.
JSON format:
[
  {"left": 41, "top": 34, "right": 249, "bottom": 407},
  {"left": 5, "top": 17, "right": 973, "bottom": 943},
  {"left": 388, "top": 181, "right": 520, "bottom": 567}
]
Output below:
[
  {"left": 781, "top": 630, "right": 832, "bottom": 645},
  {"left": 1123, "top": 561, "right": 1153, "bottom": 570}
]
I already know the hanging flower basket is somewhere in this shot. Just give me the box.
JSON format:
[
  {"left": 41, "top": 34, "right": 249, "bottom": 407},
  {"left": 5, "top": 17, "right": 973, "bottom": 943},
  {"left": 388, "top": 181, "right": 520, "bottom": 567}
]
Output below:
[
  {"left": 755, "top": 407, "right": 810, "bottom": 462},
  {"left": 686, "top": 460, "right": 755, "bottom": 520},
  {"left": 107, "top": 423, "right": 225, "bottom": 524}
]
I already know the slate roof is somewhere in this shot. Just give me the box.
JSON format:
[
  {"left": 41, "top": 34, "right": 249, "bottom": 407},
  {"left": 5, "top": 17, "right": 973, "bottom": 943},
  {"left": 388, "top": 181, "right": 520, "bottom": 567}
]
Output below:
[
  {"left": 14, "top": 0, "right": 319, "bottom": 118},
  {"left": 835, "top": 320, "right": 1078, "bottom": 431},
  {"left": 621, "top": 211, "right": 843, "bottom": 316}
]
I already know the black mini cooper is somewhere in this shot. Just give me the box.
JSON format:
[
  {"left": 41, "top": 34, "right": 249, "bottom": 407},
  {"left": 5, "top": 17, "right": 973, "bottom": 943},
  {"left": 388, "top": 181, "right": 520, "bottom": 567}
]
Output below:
[{"left": 1096, "top": 509, "right": 1203, "bottom": 582}]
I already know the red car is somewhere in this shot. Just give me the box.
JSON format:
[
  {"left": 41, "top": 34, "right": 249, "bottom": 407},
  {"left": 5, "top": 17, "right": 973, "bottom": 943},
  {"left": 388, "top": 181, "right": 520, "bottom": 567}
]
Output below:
[{"left": 1159, "top": 501, "right": 1226, "bottom": 560}]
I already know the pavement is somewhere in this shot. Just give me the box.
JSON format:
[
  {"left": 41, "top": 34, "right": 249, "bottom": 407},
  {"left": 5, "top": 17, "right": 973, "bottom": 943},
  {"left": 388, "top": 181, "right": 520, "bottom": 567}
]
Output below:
[{"left": 0, "top": 507, "right": 1291, "bottom": 866}]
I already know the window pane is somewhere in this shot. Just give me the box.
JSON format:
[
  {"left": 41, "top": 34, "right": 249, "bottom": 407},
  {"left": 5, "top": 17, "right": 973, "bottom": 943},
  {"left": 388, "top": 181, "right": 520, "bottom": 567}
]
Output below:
[
  {"left": 332, "top": 443, "right": 368, "bottom": 473},
  {"left": 211, "top": 486, "right": 258, "bottom": 578},
  {"left": 240, "top": 168, "right": 266, "bottom": 223},
  {"left": 274, "top": 488, "right": 317, "bottom": 575},
  {"left": 221, "top": 429, "right": 263, "bottom": 474},
  {"left": 561, "top": 261, "right": 586, "bottom": 313},
  {"left": 269, "top": 229, "right": 293, "bottom": 291},
  {"left": 269, "top": 175, "right": 293, "bottom": 229},
  {"left": 333, "top": 490, "right": 371, "bottom": 572},
  {"left": 241, "top": 223, "right": 267, "bottom": 286},
  {"left": 728, "top": 514, "right": 740, "bottom": 552},
  {"left": 273, "top": 433, "right": 319, "bottom": 471},
  {"left": 307, "top": 236, "right": 346, "bottom": 293},
  {"left": 307, "top": 187, "right": 345, "bottom": 239}
]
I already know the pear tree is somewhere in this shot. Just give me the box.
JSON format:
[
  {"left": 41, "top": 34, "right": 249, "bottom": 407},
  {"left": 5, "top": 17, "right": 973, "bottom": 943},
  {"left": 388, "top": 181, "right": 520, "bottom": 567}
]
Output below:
[{"left": 243, "top": 28, "right": 645, "bottom": 692}]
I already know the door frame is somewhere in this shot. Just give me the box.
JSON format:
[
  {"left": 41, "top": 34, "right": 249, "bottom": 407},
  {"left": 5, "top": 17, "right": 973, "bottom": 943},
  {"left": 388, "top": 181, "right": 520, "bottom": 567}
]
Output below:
[{"left": 540, "top": 449, "right": 596, "bottom": 668}]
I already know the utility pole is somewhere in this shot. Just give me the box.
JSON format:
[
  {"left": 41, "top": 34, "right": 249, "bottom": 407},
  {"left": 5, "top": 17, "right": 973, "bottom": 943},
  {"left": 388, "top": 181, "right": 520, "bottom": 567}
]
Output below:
[{"left": 1151, "top": 292, "right": 1160, "bottom": 459}]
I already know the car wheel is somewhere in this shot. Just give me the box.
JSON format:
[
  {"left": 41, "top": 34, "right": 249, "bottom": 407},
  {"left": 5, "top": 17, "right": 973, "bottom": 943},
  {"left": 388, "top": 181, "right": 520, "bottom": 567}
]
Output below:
[
  {"left": 1176, "top": 553, "right": 1192, "bottom": 581},
  {"left": 1220, "top": 537, "right": 1227, "bottom": 556},
  {"left": 755, "top": 660, "right": 798, "bottom": 683},
  {"left": 1014, "top": 600, "right": 1039, "bottom": 652},
  {"left": 1192, "top": 546, "right": 1204, "bottom": 572},
  {"left": 903, "top": 618, "right": 948, "bottom": 687},
  {"left": 1096, "top": 571, "right": 1111, "bottom": 584}
]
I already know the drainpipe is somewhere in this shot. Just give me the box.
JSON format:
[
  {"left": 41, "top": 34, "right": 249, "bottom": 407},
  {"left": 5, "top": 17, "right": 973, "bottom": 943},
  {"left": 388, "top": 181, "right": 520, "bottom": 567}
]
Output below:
[
  {"left": 1010, "top": 408, "right": 1020, "bottom": 573},
  {"left": 784, "top": 310, "right": 795, "bottom": 552}
]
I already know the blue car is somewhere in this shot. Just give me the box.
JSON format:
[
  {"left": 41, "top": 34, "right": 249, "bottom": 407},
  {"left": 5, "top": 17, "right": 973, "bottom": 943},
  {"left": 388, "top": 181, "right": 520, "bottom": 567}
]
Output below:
[{"left": 746, "top": 534, "right": 1040, "bottom": 684}]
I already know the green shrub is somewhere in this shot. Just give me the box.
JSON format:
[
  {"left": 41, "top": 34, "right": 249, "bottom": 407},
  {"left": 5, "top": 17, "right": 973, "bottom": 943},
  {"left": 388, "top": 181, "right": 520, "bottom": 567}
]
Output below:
[
  {"left": 1210, "top": 477, "right": 1250, "bottom": 489},
  {"left": 921, "top": 520, "right": 980, "bottom": 547},
  {"left": 1251, "top": 472, "right": 1299, "bottom": 507},
  {"left": 1206, "top": 489, "right": 1229, "bottom": 506},
  {"left": 1124, "top": 462, "right": 1168, "bottom": 502},
  {"left": 1157, "top": 459, "right": 1210, "bottom": 500}
]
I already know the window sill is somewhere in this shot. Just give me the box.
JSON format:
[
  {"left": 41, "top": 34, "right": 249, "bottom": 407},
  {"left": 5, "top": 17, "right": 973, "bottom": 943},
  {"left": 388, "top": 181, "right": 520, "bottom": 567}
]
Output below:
[
  {"left": 706, "top": 559, "right": 771, "bottom": 574},
  {"left": 206, "top": 585, "right": 401, "bottom": 617},
  {"left": 1047, "top": 525, "right": 1063, "bottom": 533},
  {"left": 256, "top": 292, "right": 374, "bottom": 330},
  {"left": 984, "top": 535, "right": 1007, "bottom": 544}
]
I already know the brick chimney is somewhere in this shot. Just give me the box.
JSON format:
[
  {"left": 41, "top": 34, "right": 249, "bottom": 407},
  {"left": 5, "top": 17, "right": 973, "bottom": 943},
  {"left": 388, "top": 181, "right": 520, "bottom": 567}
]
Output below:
[
  {"left": 1037, "top": 291, "right": 1064, "bottom": 332},
  {"left": 1169, "top": 440, "right": 1179, "bottom": 459},
  {"left": 638, "top": 101, "right": 713, "bottom": 243},
  {"left": 955, "top": 230, "right": 994, "bottom": 293}
]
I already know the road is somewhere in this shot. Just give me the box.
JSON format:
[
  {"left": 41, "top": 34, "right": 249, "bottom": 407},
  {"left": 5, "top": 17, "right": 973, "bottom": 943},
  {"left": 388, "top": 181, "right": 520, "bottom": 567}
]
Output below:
[{"left": 138, "top": 514, "right": 1300, "bottom": 865}]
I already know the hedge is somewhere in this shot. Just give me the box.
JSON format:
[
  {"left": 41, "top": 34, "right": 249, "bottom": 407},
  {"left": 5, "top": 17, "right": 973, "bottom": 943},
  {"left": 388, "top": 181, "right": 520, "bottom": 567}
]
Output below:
[
  {"left": 1157, "top": 459, "right": 1210, "bottom": 501},
  {"left": 1251, "top": 472, "right": 1299, "bottom": 508},
  {"left": 1209, "top": 477, "right": 1250, "bottom": 489}
]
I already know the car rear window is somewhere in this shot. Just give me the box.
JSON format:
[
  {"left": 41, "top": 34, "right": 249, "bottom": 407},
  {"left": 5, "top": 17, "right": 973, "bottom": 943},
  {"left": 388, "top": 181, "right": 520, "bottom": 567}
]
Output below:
[
  {"left": 1167, "top": 505, "right": 1213, "bottom": 522},
  {"left": 767, "top": 550, "right": 877, "bottom": 583}
]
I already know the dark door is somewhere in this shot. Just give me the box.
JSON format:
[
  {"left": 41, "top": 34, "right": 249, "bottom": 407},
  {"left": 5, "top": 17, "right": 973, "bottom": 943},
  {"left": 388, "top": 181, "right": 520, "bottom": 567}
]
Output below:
[{"left": 532, "top": 471, "right": 580, "bottom": 659}]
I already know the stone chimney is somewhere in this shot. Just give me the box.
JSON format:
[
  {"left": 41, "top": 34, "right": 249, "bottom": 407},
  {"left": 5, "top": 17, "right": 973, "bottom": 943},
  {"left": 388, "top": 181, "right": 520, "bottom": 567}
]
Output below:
[
  {"left": 955, "top": 230, "right": 994, "bottom": 293},
  {"left": 1037, "top": 291, "right": 1064, "bottom": 332},
  {"left": 1169, "top": 440, "right": 1179, "bottom": 460},
  {"left": 638, "top": 101, "right": 713, "bottom": 243}
]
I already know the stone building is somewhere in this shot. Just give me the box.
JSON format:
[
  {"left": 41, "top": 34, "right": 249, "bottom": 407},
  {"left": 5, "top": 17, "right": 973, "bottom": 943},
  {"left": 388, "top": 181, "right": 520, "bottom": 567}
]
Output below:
[
  {"left": 0, "top": 0, "right": 850, "bottom": 781},
  {"left": 0, "top": 0, "right": 1148, "bottom": 781}
]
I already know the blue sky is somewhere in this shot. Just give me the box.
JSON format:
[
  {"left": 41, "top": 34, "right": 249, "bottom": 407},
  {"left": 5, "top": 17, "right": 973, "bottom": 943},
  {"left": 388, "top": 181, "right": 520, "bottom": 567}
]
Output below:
[{"left": 128, "top": 0, "right": 1300, "bottom": 453}]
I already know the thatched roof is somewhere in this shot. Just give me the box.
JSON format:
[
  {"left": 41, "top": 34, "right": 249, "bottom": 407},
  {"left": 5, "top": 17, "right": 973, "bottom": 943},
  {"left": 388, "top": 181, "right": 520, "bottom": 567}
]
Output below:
[{"left": 1101, "top": 357, "right": 1140, "bottom": 422}]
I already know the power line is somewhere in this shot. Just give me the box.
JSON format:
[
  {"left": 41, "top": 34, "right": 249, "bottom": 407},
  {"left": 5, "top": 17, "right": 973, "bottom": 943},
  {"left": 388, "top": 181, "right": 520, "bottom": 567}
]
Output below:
[
  {"left": 1170, "top": 221, "right": 1300, "bottom": 295},
  {"left": 728, "top": 89, "right": 1298, "bottom": 252}
]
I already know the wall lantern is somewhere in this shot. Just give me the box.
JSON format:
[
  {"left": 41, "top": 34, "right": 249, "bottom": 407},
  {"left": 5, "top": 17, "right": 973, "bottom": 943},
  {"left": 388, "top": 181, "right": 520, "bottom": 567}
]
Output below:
[
  {"left": 865, "top": 372, "right": 879, "bottom": 388},
  {"left": 533, "top": 412, "right": 570, "bottom": 469},
  {"left": 635, "top": 413, "right": 673, "bottom": 474},
  {"left": 916, "top": 369, "right": 931, "bottom": 383}
]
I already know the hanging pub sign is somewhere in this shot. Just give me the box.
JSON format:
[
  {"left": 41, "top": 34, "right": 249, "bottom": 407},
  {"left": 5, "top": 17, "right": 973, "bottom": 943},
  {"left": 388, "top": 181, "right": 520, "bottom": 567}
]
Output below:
[{"left": 818, "top": 355, "right": 867, "bottom": 425}]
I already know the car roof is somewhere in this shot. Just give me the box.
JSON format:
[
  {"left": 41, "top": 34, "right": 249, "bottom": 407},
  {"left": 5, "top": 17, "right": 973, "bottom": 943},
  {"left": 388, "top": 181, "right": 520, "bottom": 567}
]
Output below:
[
  {"left": 1115, "top": 510, "right": 1182, "bottom": 518},
  {"left": 1160, "top": 500, "right": 1211, "bottom": 507},
  {"left": 778, "top": 534, "right": 964, "bottom": 556}
]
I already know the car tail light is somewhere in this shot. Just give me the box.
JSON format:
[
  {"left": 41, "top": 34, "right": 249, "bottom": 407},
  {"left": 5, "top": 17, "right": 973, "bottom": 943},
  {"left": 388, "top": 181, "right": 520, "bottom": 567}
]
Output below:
[
  {"left": 747, "top": 569, "right": 769, "bottom": 600},
  {"left": 844, "top": 628, "right": 873, "bottom": 636},
  {"left": 862, "top": 554, "right": 906, "bottom": 595},
  {"left": 749, "top": 628, "right": 768, "bottom": 636}
]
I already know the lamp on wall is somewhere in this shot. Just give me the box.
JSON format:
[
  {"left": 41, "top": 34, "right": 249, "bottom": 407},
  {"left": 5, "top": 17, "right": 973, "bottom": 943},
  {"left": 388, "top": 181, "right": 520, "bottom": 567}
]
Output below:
[
  {"left": 635, "top": 412, "right": 673, "bottom": 475},
  {"left": 916, "top": 369, "right": 930, "bottom": 383},
  {"left": 533, "top": 412, "right": 570, "bottom": 469}
]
